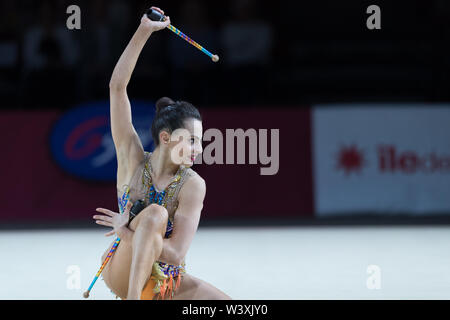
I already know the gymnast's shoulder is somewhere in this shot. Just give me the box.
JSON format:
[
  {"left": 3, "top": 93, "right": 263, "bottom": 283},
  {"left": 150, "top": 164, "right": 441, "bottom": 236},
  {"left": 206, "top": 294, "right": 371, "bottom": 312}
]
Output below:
[{"left": 181, "top": 167, "right": 206, "bottom": 196}]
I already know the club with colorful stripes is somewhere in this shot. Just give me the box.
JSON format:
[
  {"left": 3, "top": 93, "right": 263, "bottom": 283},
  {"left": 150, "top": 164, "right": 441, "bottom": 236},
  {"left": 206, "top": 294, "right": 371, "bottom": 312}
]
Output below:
[
  {"left": 83, "top": 194, "right": 132, "bottom": 298},
  {"left": 83, "top": 237, "right": 121, "bottom": 298},
  {"left": 146, "top": 8, "right": 220, "bottom": 63}
]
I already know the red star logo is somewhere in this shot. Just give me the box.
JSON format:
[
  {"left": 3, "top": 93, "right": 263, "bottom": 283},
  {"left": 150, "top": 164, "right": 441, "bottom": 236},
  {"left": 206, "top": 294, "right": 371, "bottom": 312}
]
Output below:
[{"left": 336, "top": 145, "right": 366, "bottom": 175}]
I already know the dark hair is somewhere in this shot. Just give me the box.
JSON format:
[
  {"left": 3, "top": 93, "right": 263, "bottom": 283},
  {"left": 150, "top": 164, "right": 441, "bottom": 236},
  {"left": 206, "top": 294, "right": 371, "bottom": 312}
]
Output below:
[{"left": 151, "top": 97, "right": 202, "bottom": 147}]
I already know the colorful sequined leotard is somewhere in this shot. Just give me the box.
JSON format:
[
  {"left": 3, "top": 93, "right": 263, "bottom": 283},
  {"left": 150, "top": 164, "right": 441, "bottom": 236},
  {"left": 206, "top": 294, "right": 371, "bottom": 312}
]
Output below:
[{"left": 115, "top": 151, "right": 196, "bottom": 300}]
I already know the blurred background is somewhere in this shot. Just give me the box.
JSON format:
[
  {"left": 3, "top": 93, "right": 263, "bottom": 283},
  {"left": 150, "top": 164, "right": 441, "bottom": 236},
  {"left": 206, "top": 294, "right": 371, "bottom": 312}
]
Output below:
[
  {"left": 1, "top": 0, "right": 450, "bottom": 300},
  {"left": 1, "top": 0, "right": 449, "bottom": 227}
]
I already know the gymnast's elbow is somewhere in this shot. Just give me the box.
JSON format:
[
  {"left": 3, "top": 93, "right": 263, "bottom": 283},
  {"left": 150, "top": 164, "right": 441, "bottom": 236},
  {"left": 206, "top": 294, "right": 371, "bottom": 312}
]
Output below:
[{"left": 109, "top": 80, "right": 127, "bottom": 92}]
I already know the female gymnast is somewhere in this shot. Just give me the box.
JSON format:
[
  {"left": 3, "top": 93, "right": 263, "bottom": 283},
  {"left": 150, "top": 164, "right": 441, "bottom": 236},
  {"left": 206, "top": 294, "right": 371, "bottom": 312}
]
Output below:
[{"left": 92, "top": 7, "right": 231, "bottom": 300}]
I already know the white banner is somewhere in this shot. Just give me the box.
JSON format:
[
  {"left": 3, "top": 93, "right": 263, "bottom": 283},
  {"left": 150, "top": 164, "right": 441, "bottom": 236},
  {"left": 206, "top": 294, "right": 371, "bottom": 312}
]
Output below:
[{"left": 313, "top": 104, "right": 450, "bottom": 216}]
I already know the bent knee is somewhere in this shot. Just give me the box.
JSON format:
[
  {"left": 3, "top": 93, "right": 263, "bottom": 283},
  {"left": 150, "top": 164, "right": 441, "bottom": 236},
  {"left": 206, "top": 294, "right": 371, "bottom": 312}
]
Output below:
[
  {"left": 136, "top": 204, "right": 168, "bottom": 226},
  {"left": 147, "top": 203, "right": 169, "bottom": 220}
]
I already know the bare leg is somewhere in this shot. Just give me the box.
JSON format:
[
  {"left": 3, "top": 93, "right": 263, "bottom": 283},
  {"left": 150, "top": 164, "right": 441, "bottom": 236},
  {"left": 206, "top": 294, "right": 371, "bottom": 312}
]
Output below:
[
  {"left": 101, "top": 204, "right": 229, "bottom": 300},
  {"left": 173, "top": 273, "right": 232, "bottom": 300},
  {"left": 126, "top": 205, "right": 168, "bottom": 300}
]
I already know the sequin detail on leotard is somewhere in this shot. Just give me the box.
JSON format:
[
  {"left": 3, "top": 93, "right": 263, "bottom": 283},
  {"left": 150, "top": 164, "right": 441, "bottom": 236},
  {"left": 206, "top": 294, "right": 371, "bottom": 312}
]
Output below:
[{"left": 116, "top": 151, "right": 191, "bottom": 299}]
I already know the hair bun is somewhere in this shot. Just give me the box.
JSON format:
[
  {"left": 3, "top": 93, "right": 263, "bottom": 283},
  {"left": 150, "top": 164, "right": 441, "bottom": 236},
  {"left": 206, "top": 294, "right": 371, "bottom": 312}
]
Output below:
[{"left": 156, "top": 97, "right": 176, "bottom": 114}]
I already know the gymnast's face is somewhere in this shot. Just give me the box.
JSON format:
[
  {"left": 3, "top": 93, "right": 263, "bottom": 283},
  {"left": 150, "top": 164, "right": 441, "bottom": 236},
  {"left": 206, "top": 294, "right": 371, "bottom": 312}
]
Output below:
[{"left": 163, "top": 118, "right": 203, "bottom": 167}]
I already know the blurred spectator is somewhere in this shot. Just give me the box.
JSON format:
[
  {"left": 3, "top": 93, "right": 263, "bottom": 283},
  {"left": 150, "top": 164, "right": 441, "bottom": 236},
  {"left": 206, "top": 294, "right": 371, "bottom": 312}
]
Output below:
[
  {"left": 219, "top": 0, "right": 274, "bottom": 104},
  {"left": 220, "top": 0, "right": 273, "bottom": 67},
  {"left": 107, "top": 0, "right": 132, "bottom": 62},
  {"left": 0, "top": 0, "right": 21, "bottom": 106},
  {"left": 0, "top": 0, "right": 446, "bottom": 110},
  {"left": 0, "top": 1, "right": 20, "bottom": 68},
  {"left": 78, "top": 0, "right": 117, "bottom": 100},
  {"left": 22, "top": 1, "right": 79, "bottom": 71},
  {"left": 167, "top": 0, "right": 219, "bottom": 104},
  {"left": 21, "top": 0, "right": 79, "bottom": 108}
]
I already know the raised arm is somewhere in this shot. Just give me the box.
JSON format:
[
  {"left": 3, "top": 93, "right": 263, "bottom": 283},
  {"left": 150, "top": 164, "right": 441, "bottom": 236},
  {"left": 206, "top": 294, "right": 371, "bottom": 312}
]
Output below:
[{"left": 109, "top": 8, "right": 170, "bottom": 185}]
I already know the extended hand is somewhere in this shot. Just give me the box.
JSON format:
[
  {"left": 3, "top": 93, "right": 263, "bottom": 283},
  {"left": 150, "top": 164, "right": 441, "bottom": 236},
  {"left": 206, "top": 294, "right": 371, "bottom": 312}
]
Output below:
[
  {"left": 93, "top": 202, "right": 132, "bottom": 237},
  {"left": 140, "top": 7, "right": 170, "bottom": 33}
]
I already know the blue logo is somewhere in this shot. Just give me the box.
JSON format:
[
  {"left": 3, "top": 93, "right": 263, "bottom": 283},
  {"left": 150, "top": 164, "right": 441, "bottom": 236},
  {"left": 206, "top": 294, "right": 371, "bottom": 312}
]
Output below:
[{"left": 50, "top": 100, "right": 156, "bottom": 181}]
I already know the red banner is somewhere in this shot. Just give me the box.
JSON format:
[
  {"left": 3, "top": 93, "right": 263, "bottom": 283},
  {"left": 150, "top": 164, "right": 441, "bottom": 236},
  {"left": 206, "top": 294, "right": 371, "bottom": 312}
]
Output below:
[
  {"left": 0, "top": 111, "right": 117, "bottom": 224},
  {"left": 197, "top": 107, "right": 313, "bottom": 219},
  {"left": 1, "top": 107, "right": 313, "bottom": 224}
]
